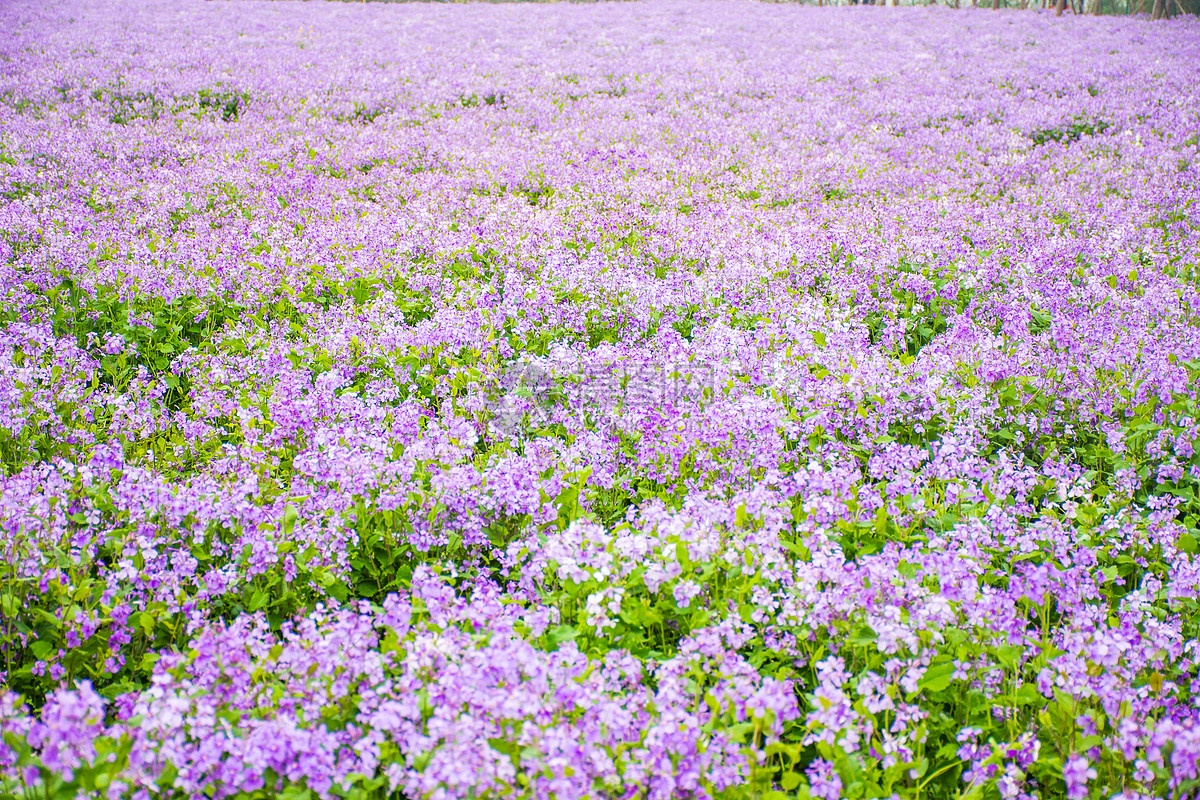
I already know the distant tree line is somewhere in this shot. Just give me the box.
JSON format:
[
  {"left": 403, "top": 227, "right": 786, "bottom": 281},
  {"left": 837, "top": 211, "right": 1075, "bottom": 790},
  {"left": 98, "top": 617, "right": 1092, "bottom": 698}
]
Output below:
[
  {"left": 838, "top": 0, "right": 1193, "bottom": 16},
  {"left": 822, "top": 0, "right": 1194, "bottom": 16},
  {"left": 331, "top": 0, "right": 1196, "bottom": 17}
]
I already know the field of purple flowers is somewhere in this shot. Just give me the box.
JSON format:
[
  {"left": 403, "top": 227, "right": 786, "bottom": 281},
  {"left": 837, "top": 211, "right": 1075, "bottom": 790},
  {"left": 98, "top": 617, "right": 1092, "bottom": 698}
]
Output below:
[{"left": 0, "top": 0, "right": 1199, "bottom": 797}]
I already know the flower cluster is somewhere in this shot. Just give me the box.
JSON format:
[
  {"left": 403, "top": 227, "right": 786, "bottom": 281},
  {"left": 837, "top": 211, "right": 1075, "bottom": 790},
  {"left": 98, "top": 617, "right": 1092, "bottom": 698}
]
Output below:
[{"left": 0, "top": 0, "right": 1198, "bottom": 797}]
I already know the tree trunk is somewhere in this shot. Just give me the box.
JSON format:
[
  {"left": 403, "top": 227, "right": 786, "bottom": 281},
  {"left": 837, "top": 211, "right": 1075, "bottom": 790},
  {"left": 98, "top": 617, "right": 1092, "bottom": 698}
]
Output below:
[
  {"left": 1055, "top": 0, "right": 1067, "bottom": 15},
  {"left": 993, "top": 0, "right": 1001, "bottom": 10},
  {"left": 1150, "top": 0, "right": 1164, "bottom": 17}
]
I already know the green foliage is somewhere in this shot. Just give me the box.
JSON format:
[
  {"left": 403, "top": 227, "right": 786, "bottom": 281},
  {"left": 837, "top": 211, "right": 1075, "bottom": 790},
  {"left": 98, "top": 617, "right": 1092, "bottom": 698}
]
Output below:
[
  {"left": 44, "top": 278, "right": 236, "bottom": 406},
  {"left": 92, "top": 83, "right": 164, "bottom": 125},
  {"left": 820, "top": 184, "right": 850, "bottom": 202},
  {"left": 456, "top": 91, "right": 506, "bottom": 108},
  {"left": 185, "top": 87, "right": 252, "bottom": 122},
  {"left": 1029, "top": 116, "right": 1111, "bottom": 146},
  {"left": 88, "top": 81, "right": 250, "bottom": 125},
  {"left": 0, "top": 495, "right": 342, "bottom": 705},
  {"left": 333, "top": 101, "right": 390, "bottom": 124},
  {"left": 861, "top": 275, "right": 971, "bottom": 359},
  {"left": 0, "top": 181, "right": 38, "bottom": 202},
  {"left": 0, "top": 733, "right": 134, "bottom": 800}
]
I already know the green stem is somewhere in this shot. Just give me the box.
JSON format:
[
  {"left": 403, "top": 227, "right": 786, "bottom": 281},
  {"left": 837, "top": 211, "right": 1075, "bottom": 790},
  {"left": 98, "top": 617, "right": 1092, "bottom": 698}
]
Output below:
[{"left": 915, "top": 759, "right": 965, "bottom": 796}]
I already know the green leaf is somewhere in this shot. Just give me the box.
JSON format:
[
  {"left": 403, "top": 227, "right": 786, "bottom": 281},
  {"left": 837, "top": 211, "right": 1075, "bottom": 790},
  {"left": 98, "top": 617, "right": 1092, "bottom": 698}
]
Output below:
[
  {"left": 994, "top": 644, "right": 1024, "bottom": 671},
  {"left": 549, "top": 625, "right": 578, "bottom": 644},
  {"left": 282, "top": 503, "right": 299, "bottom": 537},
  {"left": 1013, "top": 682, "right": 1044, "bottom": 706},
  {"left": 248, "top": 588, "right": 268, "bottom": 612},
  {"left": 917, "top": 661, "right": 956, "bottom": 693},
  {"left": 639, "top": 606, "right": 663, "bottom": 627},
  {"left": 487, "top": 737, "right": 518, "bottom": 760}
]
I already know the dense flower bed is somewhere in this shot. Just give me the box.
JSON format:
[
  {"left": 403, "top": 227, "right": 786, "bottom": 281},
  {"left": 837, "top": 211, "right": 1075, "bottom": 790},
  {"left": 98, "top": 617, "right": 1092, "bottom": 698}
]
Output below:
[{"left": 1, "top": 0, "right": 1199, "bottom": 797}]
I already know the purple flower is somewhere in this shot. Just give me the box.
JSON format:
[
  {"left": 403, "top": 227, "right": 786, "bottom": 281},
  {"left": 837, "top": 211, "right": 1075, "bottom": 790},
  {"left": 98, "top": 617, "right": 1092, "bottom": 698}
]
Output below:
[
  {"left": 27, "top": 681, "right": 107, "bottom": 783},
  {"left": 805, "top": 758, "right": 842, "bottom": 800},
  {"left": 1063, "top": 755, "right": 1097, "bottom": 800}
]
